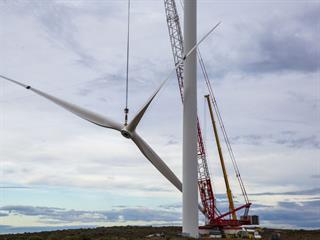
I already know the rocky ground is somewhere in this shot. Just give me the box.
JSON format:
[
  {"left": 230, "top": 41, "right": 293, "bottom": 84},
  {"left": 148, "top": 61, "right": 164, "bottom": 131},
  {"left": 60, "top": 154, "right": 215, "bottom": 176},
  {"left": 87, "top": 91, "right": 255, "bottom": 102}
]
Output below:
[{"left": 0, "top": 226, "right": 319, "bottom": 240}]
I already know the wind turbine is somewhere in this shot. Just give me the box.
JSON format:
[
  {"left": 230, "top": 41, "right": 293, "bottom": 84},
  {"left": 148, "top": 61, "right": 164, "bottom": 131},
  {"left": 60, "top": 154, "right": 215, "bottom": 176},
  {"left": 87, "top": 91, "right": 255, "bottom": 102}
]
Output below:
[
  {"left": 0, "top": 74, "right": 183, "bottom": 192},
  {"left": 0, "top": 19, "right": 219, "bottom": 188},
  {"left": 0, "top": 18, "right": 219, "bottom": 237}
]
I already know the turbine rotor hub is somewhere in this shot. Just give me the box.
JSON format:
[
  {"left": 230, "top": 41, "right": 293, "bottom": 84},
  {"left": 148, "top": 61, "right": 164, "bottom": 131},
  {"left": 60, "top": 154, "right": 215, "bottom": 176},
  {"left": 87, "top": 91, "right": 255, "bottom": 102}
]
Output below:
[{"left": 121, "top": 128, "right": 132, "bottom": 139}]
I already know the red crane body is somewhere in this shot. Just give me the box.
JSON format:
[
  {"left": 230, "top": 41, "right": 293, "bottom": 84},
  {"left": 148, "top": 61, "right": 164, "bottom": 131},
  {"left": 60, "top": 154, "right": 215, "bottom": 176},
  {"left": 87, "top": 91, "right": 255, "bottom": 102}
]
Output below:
[{"left": 164, "top": 0, "right": 258, "bottom": 229}]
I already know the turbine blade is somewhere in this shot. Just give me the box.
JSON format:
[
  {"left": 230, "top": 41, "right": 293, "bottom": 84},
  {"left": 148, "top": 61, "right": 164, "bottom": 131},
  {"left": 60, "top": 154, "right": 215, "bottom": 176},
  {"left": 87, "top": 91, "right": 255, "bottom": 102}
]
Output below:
[
  {"left": 131, "top": 132, "right": 205, "bottom": 215},
  {"left": 124, "top": 22, "right": 221, "bottom": 132},
  {"left": 131, "top": 132, "right": 182, "bottom": 192},
  {"left": 0, "top": 75, "right": 122, "bottom": 131},
  {"left": 184, "top": 21, "right": 221, "bottom": 60},
  {"left": 126, "top": 79, "right": 167, "bottom": 132}
]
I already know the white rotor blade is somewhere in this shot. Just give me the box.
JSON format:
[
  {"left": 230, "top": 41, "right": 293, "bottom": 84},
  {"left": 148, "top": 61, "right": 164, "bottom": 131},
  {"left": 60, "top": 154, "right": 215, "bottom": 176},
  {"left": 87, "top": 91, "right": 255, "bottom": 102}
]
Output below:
[
  {"left": 126, "top": 79, "right": 167, "bottom": 132},
  {"left": 125, "top": 22, "right": 221, "bottom": 132},
  {"left": 131, "top": 132, "right": 182, "bottom": 192},
  {"left": 0, "top": 75, "right": 122, "bottom": 131},
  {"left": 131, "top": 132, "right": 205, "bottom": 215},
  {"left": 184, "top": 21, "right": 221, "bottom": 60}
]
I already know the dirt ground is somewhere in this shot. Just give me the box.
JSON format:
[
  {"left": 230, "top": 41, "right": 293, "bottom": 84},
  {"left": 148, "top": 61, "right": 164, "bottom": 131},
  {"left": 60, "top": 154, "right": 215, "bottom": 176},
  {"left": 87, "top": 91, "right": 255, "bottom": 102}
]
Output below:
[{"left": 0, "top": 226, "right": 319, "bottom": 240}]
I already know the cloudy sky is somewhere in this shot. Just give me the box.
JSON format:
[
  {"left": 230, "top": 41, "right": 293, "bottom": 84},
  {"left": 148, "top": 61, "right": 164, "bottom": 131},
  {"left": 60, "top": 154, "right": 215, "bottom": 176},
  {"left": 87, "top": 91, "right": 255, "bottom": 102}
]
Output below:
[{"left": 0, "top": 0, "right": 319, "bottom": 234}]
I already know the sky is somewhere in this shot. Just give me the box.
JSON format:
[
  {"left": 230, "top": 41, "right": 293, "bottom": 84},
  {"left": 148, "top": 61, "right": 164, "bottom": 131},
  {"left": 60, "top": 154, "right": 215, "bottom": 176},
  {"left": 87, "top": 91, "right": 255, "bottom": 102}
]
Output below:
[{"left": 0, "top": 0, "right": 319, "bottom": 234}]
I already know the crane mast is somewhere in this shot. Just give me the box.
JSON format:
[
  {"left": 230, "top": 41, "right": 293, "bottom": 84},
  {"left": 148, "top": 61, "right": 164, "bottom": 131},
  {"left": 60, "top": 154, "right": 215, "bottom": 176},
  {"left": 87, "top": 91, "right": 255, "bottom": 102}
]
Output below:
[
  {"left": 205, "top": 95, "right": 236, "bottom": 220},
  {"left": 164, "top": 0, "right": 216, "bottom": 221}
]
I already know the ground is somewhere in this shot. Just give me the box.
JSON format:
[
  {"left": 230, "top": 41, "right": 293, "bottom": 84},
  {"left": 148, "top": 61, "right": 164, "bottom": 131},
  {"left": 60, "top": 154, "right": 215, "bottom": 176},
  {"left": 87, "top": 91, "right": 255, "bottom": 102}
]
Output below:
[{"left": 0, "top": 226, "right": 319, "bottom": 240}]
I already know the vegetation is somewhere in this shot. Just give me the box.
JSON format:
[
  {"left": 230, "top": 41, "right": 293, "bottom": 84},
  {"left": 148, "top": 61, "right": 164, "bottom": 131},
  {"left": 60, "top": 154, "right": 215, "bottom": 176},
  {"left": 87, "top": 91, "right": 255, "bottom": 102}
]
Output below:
[{"left": 0, "top": 226, "right": 319, "bottom": 240}]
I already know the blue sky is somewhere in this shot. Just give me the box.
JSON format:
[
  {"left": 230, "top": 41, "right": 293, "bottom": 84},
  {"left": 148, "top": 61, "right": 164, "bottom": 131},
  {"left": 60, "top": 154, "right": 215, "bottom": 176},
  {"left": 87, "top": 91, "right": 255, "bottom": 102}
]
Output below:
[{"left": 0, "top": 0, "right": 319, "bottom": 234}]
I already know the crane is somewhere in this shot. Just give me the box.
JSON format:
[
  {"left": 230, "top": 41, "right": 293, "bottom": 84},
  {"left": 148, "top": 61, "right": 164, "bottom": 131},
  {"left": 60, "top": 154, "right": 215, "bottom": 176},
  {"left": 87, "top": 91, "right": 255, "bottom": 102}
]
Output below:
[
  {"left": 163, "top": 0, "right": 259, "bottom": 234},
  {"left": 205, "top": 94, "right": 237, "bottom": 221},
  {"left": 164, "top": 0, "right": 216, "bottom": 222}
]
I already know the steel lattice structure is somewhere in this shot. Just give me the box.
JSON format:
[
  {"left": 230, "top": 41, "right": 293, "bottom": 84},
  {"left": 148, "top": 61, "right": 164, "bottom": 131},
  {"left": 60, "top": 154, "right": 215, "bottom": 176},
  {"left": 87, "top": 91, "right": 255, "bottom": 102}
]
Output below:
[{"left": 164, "top": 0, "right": 216, "bottom": 221}]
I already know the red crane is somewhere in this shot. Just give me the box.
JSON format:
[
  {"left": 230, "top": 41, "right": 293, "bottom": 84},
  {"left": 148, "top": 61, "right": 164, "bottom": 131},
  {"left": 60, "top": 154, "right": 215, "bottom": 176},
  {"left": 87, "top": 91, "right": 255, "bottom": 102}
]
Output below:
[{"left": 163, "top": 0, "right": 259, "bottom": 232}]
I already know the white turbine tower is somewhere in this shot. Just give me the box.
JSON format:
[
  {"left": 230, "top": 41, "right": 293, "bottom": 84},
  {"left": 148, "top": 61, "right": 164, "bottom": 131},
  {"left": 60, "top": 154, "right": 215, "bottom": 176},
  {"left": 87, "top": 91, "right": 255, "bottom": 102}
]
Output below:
[{"left": 183, "top": 0, "right": 198, "bottom": 238}]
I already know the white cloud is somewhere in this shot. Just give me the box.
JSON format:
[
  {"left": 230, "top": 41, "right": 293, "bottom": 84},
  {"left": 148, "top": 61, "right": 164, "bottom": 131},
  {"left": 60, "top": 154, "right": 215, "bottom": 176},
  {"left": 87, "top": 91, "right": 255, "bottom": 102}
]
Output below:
[{"left": 0, "top": 0, "right": 319, "bottom": 230}]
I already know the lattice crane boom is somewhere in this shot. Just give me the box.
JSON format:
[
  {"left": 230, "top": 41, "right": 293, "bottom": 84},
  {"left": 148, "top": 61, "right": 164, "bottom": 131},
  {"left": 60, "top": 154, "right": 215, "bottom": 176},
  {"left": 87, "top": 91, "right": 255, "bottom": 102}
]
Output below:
[{"left": 164, "top": 0, "right": 216, "bottom": 221}]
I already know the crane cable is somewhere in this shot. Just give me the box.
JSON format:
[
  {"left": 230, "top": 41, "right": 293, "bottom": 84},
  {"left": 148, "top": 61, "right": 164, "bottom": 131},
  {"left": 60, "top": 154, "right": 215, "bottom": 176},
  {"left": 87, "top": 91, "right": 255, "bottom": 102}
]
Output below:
[
  {"left": 199, "top": 51, "right": 249, "bottom": 204},
  {"left": 124, "top": 0, "right": 131, "bottom": 126},
  {"left": 176, "top": 0, "right": 249, "bottom": 206}
]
